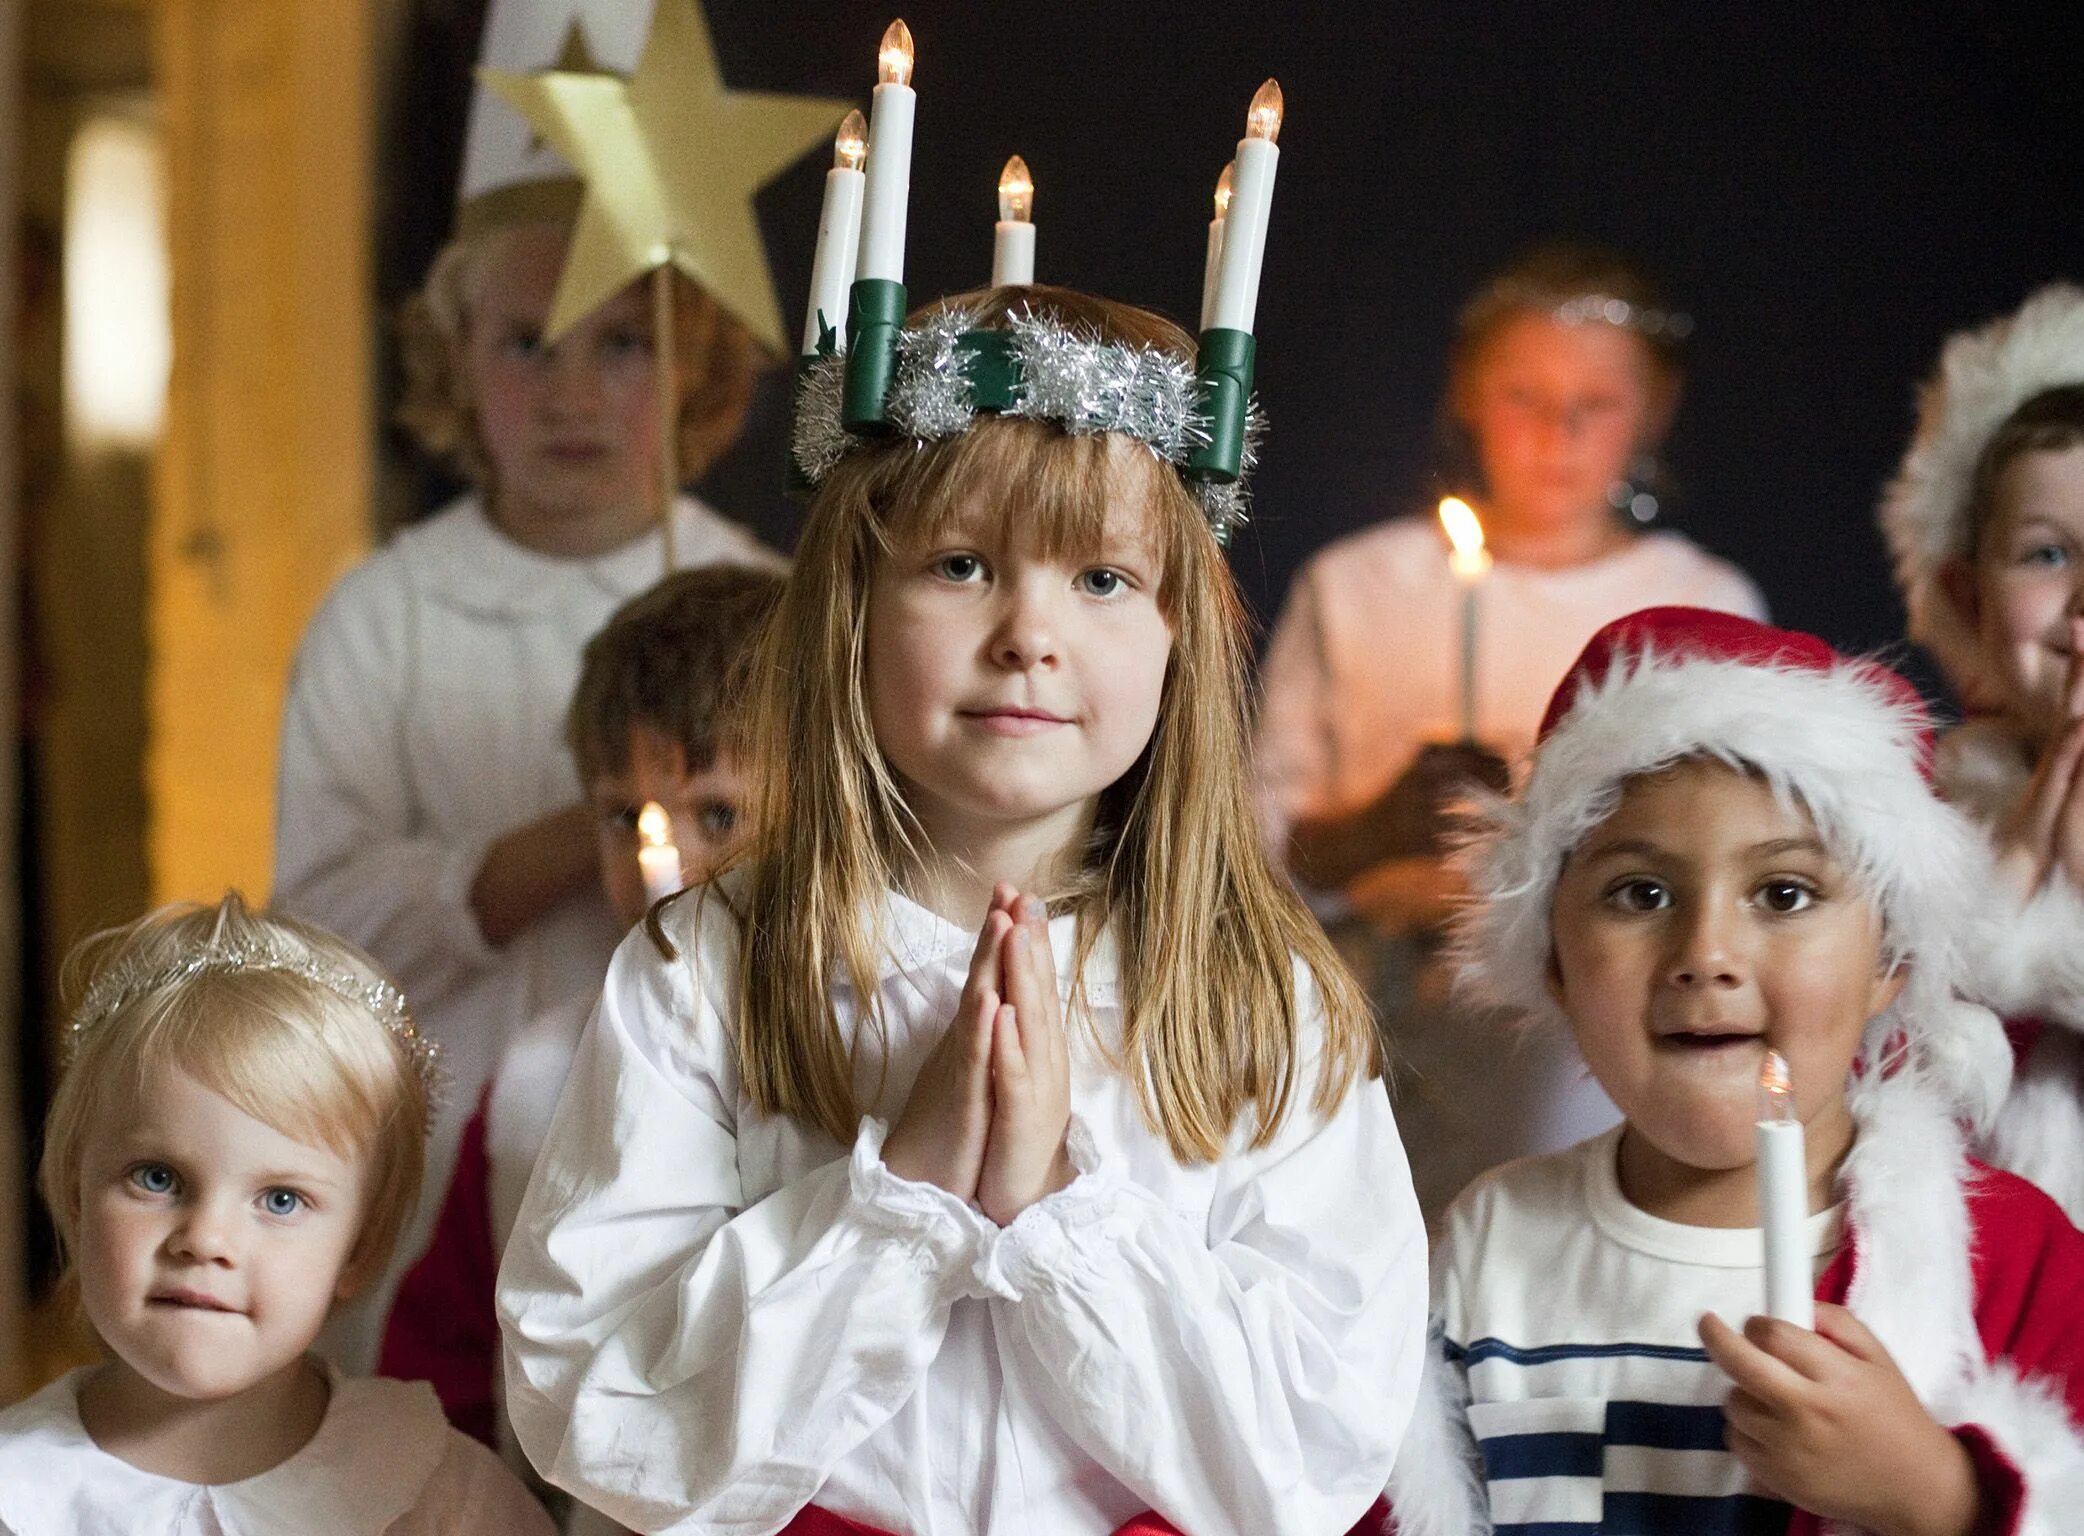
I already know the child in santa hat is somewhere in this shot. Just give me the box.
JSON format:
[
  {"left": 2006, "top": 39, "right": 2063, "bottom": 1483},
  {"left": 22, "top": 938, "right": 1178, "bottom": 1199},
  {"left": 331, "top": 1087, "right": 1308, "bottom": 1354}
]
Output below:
[
  {"left": 1879, "top": 284, "right": 2084, "bottom": 1224},
  {"left": 1384, "top": 607, "right": 2084, "bottom": 1536}
]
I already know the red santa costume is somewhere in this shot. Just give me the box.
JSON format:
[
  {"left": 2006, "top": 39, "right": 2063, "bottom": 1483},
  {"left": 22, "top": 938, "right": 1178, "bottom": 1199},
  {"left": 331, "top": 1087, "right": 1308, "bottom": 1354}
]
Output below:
[
  {"left": 1877, "top": 283, "right": 2084, "bottom": 1226},
  {"left": 1380, "top": 607, "right": 2084, "bottom": 1536}
]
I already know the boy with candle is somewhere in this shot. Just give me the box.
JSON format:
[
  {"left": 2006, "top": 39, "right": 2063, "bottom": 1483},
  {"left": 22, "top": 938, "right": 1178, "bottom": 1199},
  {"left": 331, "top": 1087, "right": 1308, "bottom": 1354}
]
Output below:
[
  {"left": 1878, "top": 284, "right": 2084, "bottom": 1224},
  {"left": 379, "top": 563, "right": 782, "bottom": 1498},
  {"left": 1383, "top": 607, "right": 2084, "bottom": 1536}
]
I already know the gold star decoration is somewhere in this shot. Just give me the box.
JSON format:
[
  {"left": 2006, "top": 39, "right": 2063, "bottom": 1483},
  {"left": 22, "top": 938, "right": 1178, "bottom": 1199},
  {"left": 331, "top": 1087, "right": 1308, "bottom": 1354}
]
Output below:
[{"left": 482, "top": 0, "right": 852, "bottom": 355}]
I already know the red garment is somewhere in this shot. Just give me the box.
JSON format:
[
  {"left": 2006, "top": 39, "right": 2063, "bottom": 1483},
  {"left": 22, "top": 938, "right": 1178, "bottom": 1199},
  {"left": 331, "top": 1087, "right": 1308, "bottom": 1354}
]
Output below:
[
  {"left": 1790, "top": 1161, "right": 2084, "bottom": 1536},
  {"left": 780, "top": 1499, "right": 1392, "bottom": 1536},
  {"left": 378, "top": 1087, "right": 501, "bottom": 1448}
]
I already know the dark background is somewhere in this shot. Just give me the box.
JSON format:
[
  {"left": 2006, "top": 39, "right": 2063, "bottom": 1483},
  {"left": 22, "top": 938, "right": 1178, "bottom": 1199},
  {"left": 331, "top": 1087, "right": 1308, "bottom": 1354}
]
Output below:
[{"left": 381, "top": 1, "right": 2084, "bottom": 692}]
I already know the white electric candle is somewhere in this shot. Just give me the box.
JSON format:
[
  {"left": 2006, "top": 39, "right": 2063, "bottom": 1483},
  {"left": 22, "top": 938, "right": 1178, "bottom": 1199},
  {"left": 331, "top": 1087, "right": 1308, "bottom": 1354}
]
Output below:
[
  {"left": 636, "top": 801, "right": 682, "bottom": 906},
  {"left": 1438, "top": 498, "right": 1491, "bottom": 743},
  {"left": 1198, "top": 161, "right": 1233, "bottom": 332},
  {"left": 1755, "top": 1050, "right": 1813, "bottom": 1328},
  {"left": 991, "top": 154, "right": 1035, "bottom": 286},
  {"left": 801, "top": 110, "right": 867, "bottom": 354},
  {"left": 855, "top": 20, "right": 916, "bottom": 285},
  {"left": 1204, "top": 80, "right": 1282, "bottom": 334}
]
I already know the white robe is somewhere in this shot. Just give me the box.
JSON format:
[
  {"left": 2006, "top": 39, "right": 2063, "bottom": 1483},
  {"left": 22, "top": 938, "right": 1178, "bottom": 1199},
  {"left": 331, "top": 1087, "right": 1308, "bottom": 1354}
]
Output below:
[
  {"left": 273, "top": 492, "right": 783, "bottom": 1369},
  {"left": 0, "top": 1368, "right": 557, "bottom": 1536},
  {"left": 497, "top": 880, "right": 1428, "bottom": 1536}
]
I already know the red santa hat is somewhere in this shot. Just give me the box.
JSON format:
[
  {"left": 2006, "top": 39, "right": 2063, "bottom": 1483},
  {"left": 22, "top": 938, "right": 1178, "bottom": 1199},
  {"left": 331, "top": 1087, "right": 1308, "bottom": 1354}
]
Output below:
[{"left": 1453, "top": 605, "right": 2012, "bottom": 1127}]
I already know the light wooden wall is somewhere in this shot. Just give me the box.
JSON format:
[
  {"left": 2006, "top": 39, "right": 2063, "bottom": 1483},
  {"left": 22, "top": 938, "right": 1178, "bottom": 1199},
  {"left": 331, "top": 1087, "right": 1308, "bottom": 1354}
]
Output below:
[
  {"left": 0, "top": 0, "right": 27, "bottom": 1406},
  {"left": 147, "top": 0, "right": 376, "bottom": 906}
]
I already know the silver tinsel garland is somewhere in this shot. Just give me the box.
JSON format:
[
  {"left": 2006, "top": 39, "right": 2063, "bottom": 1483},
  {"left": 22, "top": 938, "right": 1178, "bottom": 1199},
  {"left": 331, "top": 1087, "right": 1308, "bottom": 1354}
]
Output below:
[{"left": 790, "top": 307, "right": 1264, "bottom": 544}]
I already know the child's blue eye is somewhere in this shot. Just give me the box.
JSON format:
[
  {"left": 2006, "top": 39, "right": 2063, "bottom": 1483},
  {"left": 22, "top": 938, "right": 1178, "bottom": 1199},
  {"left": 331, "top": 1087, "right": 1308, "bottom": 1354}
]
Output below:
[
  {"left": 1758, "top": 880, "right": 1816, "bottom": 914},
  {"left": 1077, "top": 569, "right": 1126, "bottom": 598},
  {"left": 696, "top": 802, "right": 739, "bottom": 841},
  {"left": 260, "top": 1188, "right": 305, "bottom": 1218},
  {"left": 1607, "top": 878, "right": 1671, "bottom": 913},
  {"left": 934, "top": 554, "right": 985, "bottom": 583},
  {"left": 2019, "top": 543, "right": 2070, "bottom": 569},
  {"left": 130, "top": 1163, "right": 177, "bottom": 1196}
]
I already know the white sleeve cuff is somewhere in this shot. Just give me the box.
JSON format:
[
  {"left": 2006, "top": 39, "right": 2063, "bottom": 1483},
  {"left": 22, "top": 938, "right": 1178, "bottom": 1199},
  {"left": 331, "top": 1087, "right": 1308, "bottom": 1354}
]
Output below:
[
  {"left": 848, "top": 1119, "right": 1000, "bottom": 1296},
  {"left": 434, "top": 833, "right": 504, "bottom": 967},
  {"left": 975, "top": 1117, "right": 1152, "bottom": 1301}
]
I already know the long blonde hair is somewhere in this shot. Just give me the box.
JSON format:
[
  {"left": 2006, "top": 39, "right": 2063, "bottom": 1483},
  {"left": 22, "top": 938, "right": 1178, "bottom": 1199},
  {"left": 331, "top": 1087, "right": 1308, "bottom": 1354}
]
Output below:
[{"left": 729, "top": 286, "right": 1374, "bottom": 1162}]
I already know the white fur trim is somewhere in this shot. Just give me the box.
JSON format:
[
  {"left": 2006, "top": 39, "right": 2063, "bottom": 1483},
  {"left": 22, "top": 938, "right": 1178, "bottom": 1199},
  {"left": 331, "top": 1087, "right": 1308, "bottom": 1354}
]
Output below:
[
  {"left": 1878, "top": 283, "right": 2084, "bottom": 699},
  {"left": 1382, "top": 1330, "right": 1490, "bottom": 1536},
  {"left": 1933, "top": 1361, "right": 2084, "bottom": 1536},
  {"left": 1454, "top": 648, "right": 2013, "bottom": 1128},
  {"left": 1983, "top": 1030, "right": 2084, "bottom": 1228}
]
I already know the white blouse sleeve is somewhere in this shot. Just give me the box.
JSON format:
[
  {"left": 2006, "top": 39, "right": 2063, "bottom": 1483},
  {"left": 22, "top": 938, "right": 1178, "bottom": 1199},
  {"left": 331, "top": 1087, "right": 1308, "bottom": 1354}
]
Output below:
[
  {"left": 496, "top": 912, "right": 998, "bottom": 1533},
  {"left": 272, "top": 560, "right": 499, "bottom": 1008},
  {"left": 1255, "top": 560, "right": 1342, "bottom": 853},
  {"left": 978, "top": 974, "right": 1429, "bottom": 1536}
]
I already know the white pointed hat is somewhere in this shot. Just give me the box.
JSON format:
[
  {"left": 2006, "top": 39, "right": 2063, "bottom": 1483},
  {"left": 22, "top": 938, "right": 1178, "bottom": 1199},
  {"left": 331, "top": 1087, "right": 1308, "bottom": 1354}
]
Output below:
[{"left": 456, "top": 0, "right": 651, "bottom": 236}]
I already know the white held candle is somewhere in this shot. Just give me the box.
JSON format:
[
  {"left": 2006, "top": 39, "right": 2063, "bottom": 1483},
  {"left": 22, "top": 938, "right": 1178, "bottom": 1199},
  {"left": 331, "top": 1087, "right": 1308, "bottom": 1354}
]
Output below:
[
  {"left": 855, "top": 21, "right": 916, "bottom": 285},
  {"left": 1198, "top": 161, "right": 1233, "bottom": 332},
  {"left": 636, "top": 801, "right": 682, "bottom": 906},
  {"left": 1205, "top": 80, "right": 1282, "bottom": 334},
  {"left": 991, "top": 154, "right": 1034, "bottom": 286},
  {"left": 1755, "top": 1050, "right": 1813, "bottom": 1328},
  {"left": 801, "top": 111, "right": 867, "bottom": 354},
  {"left": 1438, "top": 498, "right": 1490, "bottom": 744}
]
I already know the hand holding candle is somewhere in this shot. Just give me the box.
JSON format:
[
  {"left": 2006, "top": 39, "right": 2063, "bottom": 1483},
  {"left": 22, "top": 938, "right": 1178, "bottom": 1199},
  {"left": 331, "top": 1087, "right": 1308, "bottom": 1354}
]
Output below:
[
  {"left": 1755, "top": 1049, "right": 1814, "bottom": 1328},
  {"left": 1438, "top": 497, "right": 1491, "bottom": 745},
  {"left": 992, "top": 155, "right": 1035, "bottom": 287},
  {"left": 801, "top": 110, "right": 867, "bottom": 356},
  {"left": 636, "top": 801, "right": 683, "bottom": 906}
]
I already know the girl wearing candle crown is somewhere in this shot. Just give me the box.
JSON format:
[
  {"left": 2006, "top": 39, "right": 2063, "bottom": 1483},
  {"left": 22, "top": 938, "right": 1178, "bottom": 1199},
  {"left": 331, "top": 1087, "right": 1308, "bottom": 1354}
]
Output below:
[
  {"left": 1878, "top": 284, "right": 2084, "bottom": 1227},
  {"left": 1379, "top": 607, "right": 2084, "bottom": 1536},
  {"left": 497, "top": 274, "right": 1427, "bottom": 1532},
  {"left": 1256, "top": 241, "right": 1768, "bottom": 1226},
  {"left": 0, "top": 894, "right": 555, "bottom": 1535},
  {"left": 273, "top": 0, "right": 784, "bottom": 1370}
]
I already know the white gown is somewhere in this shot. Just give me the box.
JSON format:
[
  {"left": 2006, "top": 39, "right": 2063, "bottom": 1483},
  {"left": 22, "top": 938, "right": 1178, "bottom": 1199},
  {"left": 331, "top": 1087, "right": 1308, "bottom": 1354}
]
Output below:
[
  {"left": 0, "top": 1367, "right": 557, "bottom": 1536},
  {"left": 273, "top": 492, "right": 784, "bottom": 1369},
  {"left": 497, "top": 880, "right": 1428, "bottom": 1536}
]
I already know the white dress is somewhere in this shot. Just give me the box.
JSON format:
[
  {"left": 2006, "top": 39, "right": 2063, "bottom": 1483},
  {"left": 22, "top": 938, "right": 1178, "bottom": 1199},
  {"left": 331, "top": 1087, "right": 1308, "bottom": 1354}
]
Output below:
[
  {"left": 274, "top": 492, "right": 784, "bottom": 1369},
  {"left": 497, "top": 880, "right": 1427, "bottom": 1536},
  {"left": 1255, "top": 518, "right": 1766, "bottom": 1224},
  {"left": 0, "top": 1367, "right": 557, "bottom": 1536}
]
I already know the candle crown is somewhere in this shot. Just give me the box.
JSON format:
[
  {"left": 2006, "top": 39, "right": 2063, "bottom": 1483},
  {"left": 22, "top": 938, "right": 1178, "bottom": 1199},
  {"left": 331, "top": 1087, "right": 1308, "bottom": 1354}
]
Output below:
[
  {"left": 834, "top": 110, "right": 867, "bottom": 171},
  {"left": 1214, "top": 161, "right": 1235, "bottom": 218},
  {"left": 1246, "top": 78, "right": 1284, "bottom": 143},
  {"left": 997, "top": 155, "right": 1034, "bottom": 223},
  {"left": 1759, "top": 1049, "right": 1796, "bottom": 1123},
  {"left": 877, "top": 19, "right": 915, "bottom": 86}
]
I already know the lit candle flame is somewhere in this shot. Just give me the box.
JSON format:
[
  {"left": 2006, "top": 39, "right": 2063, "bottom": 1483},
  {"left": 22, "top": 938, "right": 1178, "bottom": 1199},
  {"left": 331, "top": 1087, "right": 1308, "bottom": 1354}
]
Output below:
[
  {"left": 1438, "top": 497, "right": 1491, "bottom": 580},
  {"left": 638, "top": 801, "right": 673, "bottom": 851},
  {"left": 1246, "top": 78, "right": 1284, "bottom": 143},
  {"left": 1759, "top": 1049, "right": 1795, "bottom": 1123},
  {"left": 997, "top": 155, "right": 1034, "bottom": 223},
  {"left": 1214, "top": 161, "right": 1235, "bottom": 219},
  {"left": 878, "top": 19, "right": 915, "bottom": 86},
  {"left": 834, "top": 109, "right": 867, "bottom": 171}
]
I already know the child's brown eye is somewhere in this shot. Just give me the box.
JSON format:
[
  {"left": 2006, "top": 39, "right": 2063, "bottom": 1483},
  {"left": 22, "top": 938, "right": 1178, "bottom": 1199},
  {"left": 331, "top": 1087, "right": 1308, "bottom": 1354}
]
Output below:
[
  {"left": 1607, "top": 879, "right": 1670, "bottom": 913},
  {"left": 1759, "top": 881, "right": 1814, "bottom": 914}
]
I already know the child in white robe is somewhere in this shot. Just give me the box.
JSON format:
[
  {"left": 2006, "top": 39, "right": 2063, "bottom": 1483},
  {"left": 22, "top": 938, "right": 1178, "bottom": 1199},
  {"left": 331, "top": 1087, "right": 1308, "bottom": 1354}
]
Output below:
[
  {"left": 0, "top": 895, "right": 553, "bottom": 1536},
  {"left": 497, "top": 289, "right": 1427, "bottom": 1536}
]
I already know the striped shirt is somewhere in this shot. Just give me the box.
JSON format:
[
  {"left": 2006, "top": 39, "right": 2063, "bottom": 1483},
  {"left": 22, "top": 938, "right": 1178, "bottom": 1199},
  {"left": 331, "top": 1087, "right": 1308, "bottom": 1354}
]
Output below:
[{"left": 1437, "top": 1127, "right": 1842, "bottom": 1535}]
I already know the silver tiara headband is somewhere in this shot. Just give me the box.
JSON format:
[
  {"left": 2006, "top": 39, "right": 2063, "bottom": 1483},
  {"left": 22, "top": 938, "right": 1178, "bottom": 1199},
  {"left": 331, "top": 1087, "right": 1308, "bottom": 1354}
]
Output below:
[
  {"left": 1552, "top": 292, "right": 1695, "bottom": 340},
  {"left": 789, "top": 307, "right": 1264, "bottom": 545},
  {"left": 69, "top": 935, "right": 445, "bottom": 1113}
]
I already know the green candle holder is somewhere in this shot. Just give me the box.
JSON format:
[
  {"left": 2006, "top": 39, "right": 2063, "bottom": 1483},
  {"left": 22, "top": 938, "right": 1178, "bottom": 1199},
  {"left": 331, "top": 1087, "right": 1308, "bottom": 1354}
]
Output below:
[
  {"left": 1185, "top": 326, "right": 1256, "bottom": 483},
  {"left": 841, "top": 278, "right": 907, "bottom": 433}
]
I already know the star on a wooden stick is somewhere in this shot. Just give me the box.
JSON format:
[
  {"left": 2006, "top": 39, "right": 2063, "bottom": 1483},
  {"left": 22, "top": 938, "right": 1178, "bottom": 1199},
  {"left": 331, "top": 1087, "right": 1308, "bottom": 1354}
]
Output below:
[{"left": 482, "top": 0, "right": 852, "bottom": 354}]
